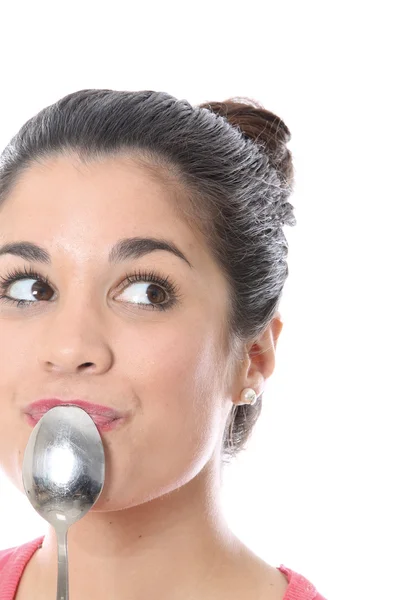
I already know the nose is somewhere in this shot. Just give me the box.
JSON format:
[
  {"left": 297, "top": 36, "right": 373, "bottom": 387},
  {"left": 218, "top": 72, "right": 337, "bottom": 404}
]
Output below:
[{"left": 36, "top": 305, "right": 114, "bottom": 375}]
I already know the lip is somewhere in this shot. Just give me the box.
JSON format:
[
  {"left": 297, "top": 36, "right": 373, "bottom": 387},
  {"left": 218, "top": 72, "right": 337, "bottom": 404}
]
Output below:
[{"left": 23, "top": 399, "right": 125, "bottom": 432}]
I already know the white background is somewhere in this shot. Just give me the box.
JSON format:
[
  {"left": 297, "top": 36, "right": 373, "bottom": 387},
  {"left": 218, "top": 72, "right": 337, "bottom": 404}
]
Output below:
[{"left": 0, "top": 2, "right": 398, "bottom": 599}]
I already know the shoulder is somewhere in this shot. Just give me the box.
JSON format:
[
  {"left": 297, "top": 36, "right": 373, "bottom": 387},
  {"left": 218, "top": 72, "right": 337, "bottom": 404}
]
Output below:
[
  {"left": 0, "top": 536, "right": 44, "bottom": 573},
  {"left": 0, "top": 544, "right": 17, "bottom": 568},
  {"left": 277, "top": 564, "right": 327, "bottom": 599},
  {"left": 233, "top": 550, "right": 326, "bottom": 600},
  {"left": 220, "top": 551, "right": 290, "bottom": 600},
  {"left": 258, "top": 564, "right": 291, "bottom": 599}
]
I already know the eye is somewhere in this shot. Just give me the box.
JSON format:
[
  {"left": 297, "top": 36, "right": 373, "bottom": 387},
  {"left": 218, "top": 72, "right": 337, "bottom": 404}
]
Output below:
[
  {"left": 9, "top": 278, "right": 53, "bottom": 302},
  {"left": 0, "top": 266, "right": 181, "bottom": 312},
  {"left": 119, "top": 281, "right": 166, "bottom": 305},
  {"left": 115, "top": 273, "right": 176, "bottom": 311},
  {"left": 0, "top": 266, "right": 53, "bottom": 307}
]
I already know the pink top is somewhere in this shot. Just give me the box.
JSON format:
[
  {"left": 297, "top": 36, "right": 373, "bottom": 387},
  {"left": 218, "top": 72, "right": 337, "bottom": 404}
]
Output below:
[{"left": 0, "top": 536, "right": 327, "bottom": 599}]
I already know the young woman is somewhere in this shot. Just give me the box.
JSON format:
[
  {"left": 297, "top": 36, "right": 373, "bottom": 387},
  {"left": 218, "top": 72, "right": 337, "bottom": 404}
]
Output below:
[{"left": 0, "top": 90, "right": 326, "bottom": 599}]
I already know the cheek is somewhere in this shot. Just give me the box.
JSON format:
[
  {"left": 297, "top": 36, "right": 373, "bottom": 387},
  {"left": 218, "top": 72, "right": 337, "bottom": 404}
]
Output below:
[
  {"left": 116, "top": 320, "right": 224, "bottom": 464},
  {"left": 0, "top": 417, "right": 30, "bottom": 497},
  {"left": 119, "top": 312, "right": 224, "bottom": 399},
  {"left": 127, "top": 318, "right": 222, "bottom": 414},
  {"left": 0, "top": 322, "right": 26, "bottom": 491},
  {"left": 92, "top": 325, "right": 226, "bottom": 509},
  {"left": 0, "top": 320, "right": 34, "bottom": 408},
  {"left": 0, "top": 320, "right": 20, "bottom": 371}
]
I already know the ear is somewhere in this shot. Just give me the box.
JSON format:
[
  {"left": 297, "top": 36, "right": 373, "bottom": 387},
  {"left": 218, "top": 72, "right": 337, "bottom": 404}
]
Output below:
[{"left": 237, "top": 311, "right": 284, "bottom": 399}]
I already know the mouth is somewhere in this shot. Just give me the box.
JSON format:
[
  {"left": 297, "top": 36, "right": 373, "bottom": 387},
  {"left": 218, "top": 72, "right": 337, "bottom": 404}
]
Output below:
[{"left": 23, "top": 399, "right": 125, "bottom": 432}]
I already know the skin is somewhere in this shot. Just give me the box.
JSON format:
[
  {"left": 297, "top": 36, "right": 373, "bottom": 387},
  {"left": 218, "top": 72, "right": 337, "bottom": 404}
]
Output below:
[{"left": 0, "top": 154, "right": 287, "bottom": 599}]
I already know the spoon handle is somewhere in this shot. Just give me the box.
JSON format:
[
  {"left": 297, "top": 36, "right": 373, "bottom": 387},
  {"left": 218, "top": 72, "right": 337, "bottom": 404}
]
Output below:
[{"left": 56, "top": 528, "right": 69, "bottom": 600}]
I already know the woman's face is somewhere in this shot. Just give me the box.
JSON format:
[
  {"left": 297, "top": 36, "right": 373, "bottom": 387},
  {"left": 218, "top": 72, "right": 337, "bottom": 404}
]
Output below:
[{"left": 0, "top": 154, "right": 236, "bottom": 510}]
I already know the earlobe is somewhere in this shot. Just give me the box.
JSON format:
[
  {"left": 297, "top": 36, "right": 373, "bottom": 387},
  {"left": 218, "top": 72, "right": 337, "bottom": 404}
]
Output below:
[{"left": 231, "top": 313, "right": 283, "bottom": 405}]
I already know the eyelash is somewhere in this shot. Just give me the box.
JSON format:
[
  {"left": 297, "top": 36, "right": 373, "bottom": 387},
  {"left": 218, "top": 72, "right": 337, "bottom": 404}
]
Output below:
[{"left": 0, "top": 265, "right": 180, "bottom": 312}]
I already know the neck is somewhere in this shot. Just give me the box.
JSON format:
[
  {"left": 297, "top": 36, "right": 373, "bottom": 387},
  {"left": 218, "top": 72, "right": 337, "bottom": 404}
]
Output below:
[{"left": 33, "top": 458, "right": 245, "bottom": 599}]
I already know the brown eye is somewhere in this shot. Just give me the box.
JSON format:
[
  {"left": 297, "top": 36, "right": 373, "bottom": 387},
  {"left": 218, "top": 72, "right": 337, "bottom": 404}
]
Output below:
[
  {"left": 146, "top": 284, "right": 167, "bottom": 304},
  {"left": 30, "top": 281, "right": 54, "bottom": 301},
  {"left": 0, "top": 266, "right": 179, "bottom": 312},
  {"left": 6, "top": 278, "right": 54, "bottom": 302},
  {"left": 117, "top": 281, "right": 169, "bottom": 308},
  {"left": 114, "top": 269, "right": 180, "bottom": 312}
]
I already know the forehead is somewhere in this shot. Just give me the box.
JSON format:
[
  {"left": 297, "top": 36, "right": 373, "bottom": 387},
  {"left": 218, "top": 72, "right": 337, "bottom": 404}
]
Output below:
[
  {"left": 0, "top": 154, "right": 204, "bottom": 262},
  {"left": 1, "top": 154, "right": 183, "bottom": 228}
]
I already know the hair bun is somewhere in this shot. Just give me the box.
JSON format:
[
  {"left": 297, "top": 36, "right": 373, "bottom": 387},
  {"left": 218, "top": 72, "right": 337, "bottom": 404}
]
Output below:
[{"left": 199, "top": 97, "right": 294, "bottom": 190}]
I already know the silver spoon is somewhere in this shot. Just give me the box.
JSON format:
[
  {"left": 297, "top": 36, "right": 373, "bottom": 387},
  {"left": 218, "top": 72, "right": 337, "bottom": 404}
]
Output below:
[{"left": 22, "top": 405, "right": 106, "bottom": 600}]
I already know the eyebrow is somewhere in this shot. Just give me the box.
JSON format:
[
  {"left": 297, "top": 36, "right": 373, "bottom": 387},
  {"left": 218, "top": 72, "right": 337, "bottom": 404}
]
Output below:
[{"left": 0, "top": 237, "right": 193, "bottom": 269}]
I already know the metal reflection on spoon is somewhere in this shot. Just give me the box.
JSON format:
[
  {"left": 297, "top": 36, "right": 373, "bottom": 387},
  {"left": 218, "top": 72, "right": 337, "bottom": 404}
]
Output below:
[{"left": 22, "top": 405, "right": 106, "bottom": 600}]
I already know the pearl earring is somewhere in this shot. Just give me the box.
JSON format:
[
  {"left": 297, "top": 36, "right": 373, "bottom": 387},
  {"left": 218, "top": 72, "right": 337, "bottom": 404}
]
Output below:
[{"left": 238, "top": 388, "right": 257, "bottom": 405}]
